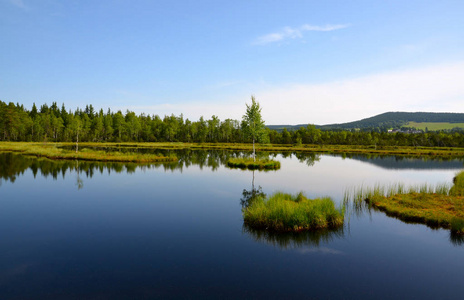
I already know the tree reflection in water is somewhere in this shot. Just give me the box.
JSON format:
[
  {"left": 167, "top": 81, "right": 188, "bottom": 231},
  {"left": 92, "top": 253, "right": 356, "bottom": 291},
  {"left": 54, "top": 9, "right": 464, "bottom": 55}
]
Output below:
[
  {"left": 1, "top": 149, "right": 326, "bottom": 186},
  {"left": 240, "top": 184, "right": 265, "bottom": 209}
]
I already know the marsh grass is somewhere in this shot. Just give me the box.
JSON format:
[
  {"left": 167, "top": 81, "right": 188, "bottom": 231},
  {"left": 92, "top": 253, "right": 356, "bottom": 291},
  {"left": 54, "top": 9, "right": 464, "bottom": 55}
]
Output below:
[
  {"left": 2, "top": 142, "right": 464, "bottom": 158},
  {"left": 344, "top": 170, "right": 464, "bottom": 235},
  {"left": 0, "top": 142, "right": 177, "bottom": 163},
  {"left": 227, "top": 157, "right": 281, "bottom": 170},
  {"left": 450, "top": 171, "right": 464, "bottom": 196},
  {"left": 243, "top": 191, "right": 344, "bottom": 232}
]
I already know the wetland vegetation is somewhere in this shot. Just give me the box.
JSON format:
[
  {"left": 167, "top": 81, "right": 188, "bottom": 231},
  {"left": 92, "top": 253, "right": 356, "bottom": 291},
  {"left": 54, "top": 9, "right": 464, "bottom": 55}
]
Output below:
[
  {"left": 345, "top": 171, "right": 464, "bottom": 235},
  {"left": 242, "top": 191, "right": 344, "bottom": 232},
  {"left": 0, "top": 142, "right": 176, "bottom": 163}
]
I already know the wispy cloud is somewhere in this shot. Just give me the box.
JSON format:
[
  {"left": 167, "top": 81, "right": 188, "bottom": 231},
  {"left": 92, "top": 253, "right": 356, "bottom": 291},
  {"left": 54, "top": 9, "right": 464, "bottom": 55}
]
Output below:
[
  {"left": 254, "top": 23, "right": 350, "bottom": 45},
  {"left": 9, "top": 0, "right": 27, "bottom": 9}
]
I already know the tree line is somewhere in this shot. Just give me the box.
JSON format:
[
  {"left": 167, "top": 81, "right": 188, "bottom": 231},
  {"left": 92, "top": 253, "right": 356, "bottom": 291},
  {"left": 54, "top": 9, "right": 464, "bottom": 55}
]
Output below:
[{"left": 1, "top": 100, "right": 464, "bottom": 147}]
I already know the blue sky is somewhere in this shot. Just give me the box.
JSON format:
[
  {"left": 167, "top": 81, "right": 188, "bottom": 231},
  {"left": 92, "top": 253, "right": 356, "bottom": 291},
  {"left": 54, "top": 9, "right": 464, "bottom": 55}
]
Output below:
[{"left": 1, "top": 0, "right": 463, "bottom": 125}]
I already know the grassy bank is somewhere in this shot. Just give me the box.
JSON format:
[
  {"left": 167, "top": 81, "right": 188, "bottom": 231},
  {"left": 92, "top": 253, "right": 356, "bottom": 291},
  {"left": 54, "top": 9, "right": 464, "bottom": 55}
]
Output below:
[
  {"left": 2, "top": 141, "right": 464, "bottom": 157},
  {"left": 345, "top": 171, "right": 464, "bottom": 234},
  {"left": 243, "top": 191, "right": 344, "bottom": 232},
  {"left": 227, "top": 157, "right": 280, "bottom": 170},
  {"left": 0, "top": 142, "right": 177, "bottom": 163},
  {"left": 102, "top": 142, "right": 464, "bottom": 157}
]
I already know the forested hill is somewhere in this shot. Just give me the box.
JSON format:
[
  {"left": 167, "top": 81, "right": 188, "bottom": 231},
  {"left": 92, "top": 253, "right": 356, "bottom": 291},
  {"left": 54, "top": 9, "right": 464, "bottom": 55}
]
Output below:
[{"left": 268, "top": 112, "right": 464, "bottom": 131}]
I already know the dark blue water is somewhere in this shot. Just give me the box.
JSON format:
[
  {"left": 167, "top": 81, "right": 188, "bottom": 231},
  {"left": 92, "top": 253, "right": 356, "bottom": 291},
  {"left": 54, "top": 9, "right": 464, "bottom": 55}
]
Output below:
[{"left": 0, "top": 152, "right": 463, "bottom": 299}]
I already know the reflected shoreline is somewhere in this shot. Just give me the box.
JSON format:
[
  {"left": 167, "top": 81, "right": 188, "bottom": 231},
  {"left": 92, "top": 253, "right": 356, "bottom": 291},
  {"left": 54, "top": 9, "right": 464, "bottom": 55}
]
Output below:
[{"left": 1, "top": 149, "right": 462, "bottom": 186}]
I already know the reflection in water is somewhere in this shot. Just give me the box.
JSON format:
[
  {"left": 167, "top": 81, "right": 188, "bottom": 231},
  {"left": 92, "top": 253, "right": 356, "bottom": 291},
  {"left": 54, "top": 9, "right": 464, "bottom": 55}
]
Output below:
[
  {"left": 0, "top": 153, "right": 170, "bottom": 188},
  {"left": 0, "top": 153, "right": 32, "bottom": 184},
  {"left": 0, "top": 150, "right": 285, "bottom": 188},
  {"left": 292, "top": 152, "right": 321, "bottom": 166},
  {"left": 1, "top": 148, "right": 464, "bottom": 299},
  {"left": 337, "top": 153, "right": 464, "bottom": 170},
  {"left": 240, "top": 185, "right": 265, "bottom": 209},
  {"left": 60, "top": 147, "right": 246, "bottom": 172},
  {"left": 450, "top": 232, "right": 464, "bottom": 246},
  {"left": 75, "top": 160, "right": 84, "bottom": 190},
  {"left": 0, "top": 150, "right": 252, "bottom": 185},
  {"left": 243, "top": 224, "right": 345, "bottom": 250}
]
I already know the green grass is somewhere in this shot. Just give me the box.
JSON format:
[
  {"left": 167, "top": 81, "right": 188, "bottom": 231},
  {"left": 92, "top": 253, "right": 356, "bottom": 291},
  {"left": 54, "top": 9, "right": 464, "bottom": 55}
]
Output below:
[
  {"left": 344, "top": 171, "right": 464, "bottom": 234},
  {"left": 406, "top": 121, "right": 464, "bottom": 131},
  {"left": 0, "top": 142, "right": 177, "bottom": 163},
  {"left": 243, "top": 191, "right": 344, "bottom": 232},
  {"left": 227, "top": 157, "right": 281, "bottom": 170},
  {"left": 450, "top": 170, "right": 464, "bottom": 197}
]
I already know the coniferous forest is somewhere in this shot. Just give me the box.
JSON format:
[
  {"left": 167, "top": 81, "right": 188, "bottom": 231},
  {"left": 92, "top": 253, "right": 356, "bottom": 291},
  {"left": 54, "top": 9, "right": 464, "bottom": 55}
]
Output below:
[{"left": 1, "top": 100, "right": 464, "bottom": 147}]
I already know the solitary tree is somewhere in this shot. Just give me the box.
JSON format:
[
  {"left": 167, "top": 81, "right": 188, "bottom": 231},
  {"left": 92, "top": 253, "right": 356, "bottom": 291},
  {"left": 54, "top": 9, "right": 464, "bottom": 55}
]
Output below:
[
  {"left": 242, "top": 95, "right": 267, "bottom": 161},
  {"left": 68, "top": 114, "right": 82, "bottom": 152}
]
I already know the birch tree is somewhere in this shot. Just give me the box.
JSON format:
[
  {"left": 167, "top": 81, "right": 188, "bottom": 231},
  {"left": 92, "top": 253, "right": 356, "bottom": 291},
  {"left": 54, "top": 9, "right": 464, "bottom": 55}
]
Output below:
[{"left": 242, "top": 96, "right": 267, "bottom": 161}]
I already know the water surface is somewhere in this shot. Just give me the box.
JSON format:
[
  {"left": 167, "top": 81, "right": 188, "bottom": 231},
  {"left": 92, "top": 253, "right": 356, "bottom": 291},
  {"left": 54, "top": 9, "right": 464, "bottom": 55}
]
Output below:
[{"left": 0, "top": 151, "right": 463, "bottom": 299}]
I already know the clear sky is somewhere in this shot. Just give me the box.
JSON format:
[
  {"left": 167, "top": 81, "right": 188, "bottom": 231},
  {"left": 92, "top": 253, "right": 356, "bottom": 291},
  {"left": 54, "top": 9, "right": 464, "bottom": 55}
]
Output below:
[{"left": 1, "top": 0, "right": 463, "bottom": 125}]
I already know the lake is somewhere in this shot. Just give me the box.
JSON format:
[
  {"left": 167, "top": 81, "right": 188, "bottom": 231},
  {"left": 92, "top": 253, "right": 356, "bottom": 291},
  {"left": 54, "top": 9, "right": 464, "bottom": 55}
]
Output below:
[{"left": 0, "top": 151, "right": 463, "bottom": 299}]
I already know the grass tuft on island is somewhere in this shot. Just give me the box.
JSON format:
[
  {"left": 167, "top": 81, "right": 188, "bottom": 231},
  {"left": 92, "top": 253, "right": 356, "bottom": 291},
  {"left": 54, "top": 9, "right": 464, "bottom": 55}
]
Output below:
[
  {"left": 243, "top": 191, "right": 344, "bottom": 232},
  {"left": 345, "top": 171, "right": 464, "bottom": 235},
  {"left": 227, "top": 157, "right": 281, "bottom": 170},
  {"left": 0, "top": 142, "right": 177, "bottom": 163}
]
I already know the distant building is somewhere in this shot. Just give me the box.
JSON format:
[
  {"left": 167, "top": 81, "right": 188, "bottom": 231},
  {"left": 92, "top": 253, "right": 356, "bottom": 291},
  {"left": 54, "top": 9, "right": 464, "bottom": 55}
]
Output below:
[{"left": 388, "top": 129, "right": 423, "bottom": 134}]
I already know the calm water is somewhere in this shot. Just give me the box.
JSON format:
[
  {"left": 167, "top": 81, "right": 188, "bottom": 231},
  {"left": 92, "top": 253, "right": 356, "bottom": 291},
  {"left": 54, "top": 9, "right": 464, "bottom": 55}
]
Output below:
[{"left": 0, "top": 151, "right": 463, "bottom": 299}]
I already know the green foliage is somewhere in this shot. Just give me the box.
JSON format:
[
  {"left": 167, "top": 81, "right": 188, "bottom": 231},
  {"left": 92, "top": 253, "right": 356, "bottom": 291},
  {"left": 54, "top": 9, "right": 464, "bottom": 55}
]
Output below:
[
  {"left": 243, "top": 191, "right": 344, "bottom": 232},
  {"left": 1, "top": 100, "right": 464, "bottom": 149},
  {"left": 241, "top": 96, "right": 268, "bottom": 159}
]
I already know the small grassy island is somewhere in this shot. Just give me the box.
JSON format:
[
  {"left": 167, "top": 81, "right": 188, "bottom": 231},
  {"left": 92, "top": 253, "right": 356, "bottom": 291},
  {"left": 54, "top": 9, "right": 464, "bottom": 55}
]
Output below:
[
  {"left": 243, "top": 192, "right": 345, "bottom": 232},
  {"left": 347, "top": 171, "right": 464, "bottom": 235},
  {"left": 227, "top": 157, "right": 281, "bottom": 170},
  {"left": 0, "top": 142, "right": 177, "bottom": 163}
]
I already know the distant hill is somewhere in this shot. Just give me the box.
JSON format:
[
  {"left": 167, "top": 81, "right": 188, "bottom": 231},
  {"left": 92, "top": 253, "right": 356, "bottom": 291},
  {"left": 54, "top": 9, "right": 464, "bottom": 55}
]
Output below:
[{"left": 268, "top": 112, "right": 464, "bottom": 131}]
